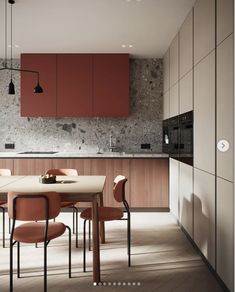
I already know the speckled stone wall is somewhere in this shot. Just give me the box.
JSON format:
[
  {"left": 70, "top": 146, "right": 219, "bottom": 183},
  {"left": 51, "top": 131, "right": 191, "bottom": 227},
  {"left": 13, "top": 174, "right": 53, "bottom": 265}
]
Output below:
[{"left": 0, "top": 58, "right": 163, "bottom": 153}]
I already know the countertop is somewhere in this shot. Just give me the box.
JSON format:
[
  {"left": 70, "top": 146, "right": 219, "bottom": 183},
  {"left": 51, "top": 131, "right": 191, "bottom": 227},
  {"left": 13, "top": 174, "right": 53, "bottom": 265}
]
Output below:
[{"left": 0, "top": 151, "right": 169, "bottom": 158}]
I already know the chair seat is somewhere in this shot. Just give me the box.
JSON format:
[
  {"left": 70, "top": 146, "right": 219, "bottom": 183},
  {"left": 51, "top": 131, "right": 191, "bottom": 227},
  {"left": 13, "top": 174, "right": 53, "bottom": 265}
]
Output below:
[
  {"left": 13, "top": 222, "right": 66, "bottom": 243},
  {"left": 60, "top": 201, "right": 76, "bottom": 208},
  {"left": 80, "top": 207, "right": 123, "bottom": 222}
]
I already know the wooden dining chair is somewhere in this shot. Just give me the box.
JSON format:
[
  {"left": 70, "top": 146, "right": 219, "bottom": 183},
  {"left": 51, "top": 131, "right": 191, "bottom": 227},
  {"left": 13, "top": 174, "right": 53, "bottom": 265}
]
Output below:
[
  {"left": 80, "top": 175, "right": 131, "bottom": 272},
  {"left": 8, "top": 191, "right": 71, "bottom": 292},
  {"left": 0, "top": 168, "right": 12, "bottom": 248},
  {"left": 46, "top": 169, "right": 79, "bottom": 248}
]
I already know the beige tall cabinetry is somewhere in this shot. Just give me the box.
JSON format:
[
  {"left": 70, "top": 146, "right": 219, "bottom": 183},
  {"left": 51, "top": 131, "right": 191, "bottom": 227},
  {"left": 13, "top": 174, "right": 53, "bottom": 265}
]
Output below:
[
  {"left": 216, "top": 0, "right": 234, "bottom": 289},
  {"left": 164, "top": 0, "right": 234, "bottom": 290},
  {"left": 194, "top": 51, "right": 215, "bottom": 175},
  {"left": 179, "top": 163, "right": 193, "bottom": 238},
  {"left": 169, "top": 158, "right": 179, "bottom": 219}
]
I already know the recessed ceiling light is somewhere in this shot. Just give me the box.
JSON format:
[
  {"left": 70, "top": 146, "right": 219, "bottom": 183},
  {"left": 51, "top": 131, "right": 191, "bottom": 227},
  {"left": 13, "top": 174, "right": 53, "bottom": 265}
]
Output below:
[
  {"left": 122, "top": 44, "right": 127, "bottom": 48},
  {"left": 128, "top": 44, "right": 133, "bottom": 48},
  {"left": 14, "top": 44, "right": 19, "bottom": 48}
]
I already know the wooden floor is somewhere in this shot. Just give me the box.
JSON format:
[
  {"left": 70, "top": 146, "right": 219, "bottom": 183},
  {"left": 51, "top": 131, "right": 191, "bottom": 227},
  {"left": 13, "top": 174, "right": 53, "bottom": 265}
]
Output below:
[{"left": 0, "top": 213, "right": 224, "bottom": 292}]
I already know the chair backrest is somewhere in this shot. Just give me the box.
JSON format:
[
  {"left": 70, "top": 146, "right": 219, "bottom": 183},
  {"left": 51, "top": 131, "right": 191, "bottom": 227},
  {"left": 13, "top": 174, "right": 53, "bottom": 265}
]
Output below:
[
  {"left": 46, "top": 169, "right": 78, "bottom": 176},
  {"left": 113, "top": 175, "right": 128, "bottom": 203},
  {"left": 0, "top": 169, "right": 11, "bottom": 176},
  {"left": 8, "top": 192, "right": 61, "bottom": 221}
]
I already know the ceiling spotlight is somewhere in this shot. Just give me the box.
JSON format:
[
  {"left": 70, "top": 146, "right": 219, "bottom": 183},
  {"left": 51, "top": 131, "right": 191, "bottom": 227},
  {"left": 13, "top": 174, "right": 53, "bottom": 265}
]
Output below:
[
  {"left": 128, "top": 45, "right": 133, "bottom": 48},
  {"left": 122, "top": 44, "right": 127, "bottom": 48}
]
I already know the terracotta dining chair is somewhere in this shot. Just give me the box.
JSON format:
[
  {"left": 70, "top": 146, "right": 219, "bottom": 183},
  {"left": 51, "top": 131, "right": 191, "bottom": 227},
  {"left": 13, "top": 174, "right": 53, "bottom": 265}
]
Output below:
[
  {"left": 0, "top": 168, "right": 12, "bottom": 248},
  {"left": 8, "top": 191, "right": 71, "bottom": 292},
  {"left": 80, "top": 175, "right": 131, "bottom": 272},
  {"left": 46, "top": 169, "right": 79, "bottom": 248}
]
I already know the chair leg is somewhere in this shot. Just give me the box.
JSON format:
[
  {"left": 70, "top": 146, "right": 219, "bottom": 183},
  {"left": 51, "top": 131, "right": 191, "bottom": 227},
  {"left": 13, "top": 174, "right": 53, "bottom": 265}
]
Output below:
[
  {"left": 17, "top": 242, "right": 20, "bottom": 278},
  {"left": 0, "top": 207, "right": 5, "bottom": 248},
  {"left": 10, "top": 238, "right": 13, "bottom": 292},
  {"left": 9, "top": 217, "right": 11, "bottom": 234},
  {"left": 72, "top": 208, "right": 75, "bottom": 234},
  {"left": 88, "top": 220, "right": 91, "bottom": 251},
  {"left": 75, "top": 207, "right": 78, "bottom": 248},
  {"left": 127, "top": 215, "right": 131, "bottom": 267},
  {"left": 83, "top": 219, "right": 87, "bottom": 272},
  {"left": 44, "top": 241, "right": 47, "bottom": 292},
  {"left": 66, "top": 226, "right": 72, "bottom": 278}
]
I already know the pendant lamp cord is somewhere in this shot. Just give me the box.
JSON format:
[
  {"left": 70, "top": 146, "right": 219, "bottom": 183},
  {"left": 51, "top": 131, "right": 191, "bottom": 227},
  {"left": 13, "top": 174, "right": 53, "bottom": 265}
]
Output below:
[
  {"left": 5, "top": 0, "right": 7, "bottom": 68},
  {"left": 10, "top": 1, "right": 13, "bottom": 79}
]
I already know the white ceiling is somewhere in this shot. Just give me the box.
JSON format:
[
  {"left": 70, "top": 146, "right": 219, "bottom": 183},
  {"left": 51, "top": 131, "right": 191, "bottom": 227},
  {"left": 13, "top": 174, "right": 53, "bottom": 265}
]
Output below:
[{"left": 0, "top": 0, "right": 196, "bottom": 59}]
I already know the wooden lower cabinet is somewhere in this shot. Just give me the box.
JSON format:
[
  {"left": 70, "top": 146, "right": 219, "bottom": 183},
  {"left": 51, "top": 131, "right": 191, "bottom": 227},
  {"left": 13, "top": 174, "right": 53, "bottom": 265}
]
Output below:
[
  {"left": 0, "top": 159, "right": 14, "bottom": 172},
  {"left": 51, "top": 159, "right": 91, "bottom": 175},
  {"left": 0, "top": 158, "right": 169, "bottom": 208},
  {"left": 130, "top": 159, "right": 169, "bottom": 208},
  {"left": 13, "top": 159, "right": 52, "bottom": 175},
  {"left": 90, "top": 159, "right": 130, "bottom": 207}
]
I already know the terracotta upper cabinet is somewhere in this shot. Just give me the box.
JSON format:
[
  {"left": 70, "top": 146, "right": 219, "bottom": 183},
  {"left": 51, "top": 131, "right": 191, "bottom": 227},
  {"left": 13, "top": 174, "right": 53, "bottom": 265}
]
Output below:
[
  {"left": 93, "top": 54, "right": 129, "bottom": 117},
  {"left": 21, "top": 54, "right": 57, "bottom": 117},
  {"left": 57, "top": 54, "right": 93, "bottom": 117}
]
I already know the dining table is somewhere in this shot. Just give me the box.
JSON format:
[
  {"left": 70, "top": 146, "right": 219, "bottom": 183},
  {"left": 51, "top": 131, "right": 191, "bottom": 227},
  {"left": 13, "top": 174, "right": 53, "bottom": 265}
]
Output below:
[{"left": 0, "top": 175, "right": 106, "bottom": 284}]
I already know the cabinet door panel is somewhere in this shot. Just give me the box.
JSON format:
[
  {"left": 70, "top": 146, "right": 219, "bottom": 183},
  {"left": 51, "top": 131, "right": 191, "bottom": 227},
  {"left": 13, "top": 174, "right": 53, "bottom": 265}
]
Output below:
[
  {"left": 217, "top": 178, "right": 234, "bottom": 291},
  {"left": 57, "top": 54, "right": 92, "bottom": 116},
  {"left": 194, "top": 51, "right": 215, "bottom": 174},
  {"left": 169, "top": 158, "right": 179, "bottom": 219},
  {"left": 179, "top": 70, "right": 193, "bottom": 114},
  {"left": 194, "top": 0, "right": 215, "bottom": 64},
  {"left": 163, "top": 90, "right": 170, "bottom": 120},
  {"left": 163, "top": 49, "right": 170, "bottom": 92},
  {"left": 217, "top": 34, "right": 234, "bottom": 182},
  {"left": 130, "top": 159, "right": 169, "bottom": 208},
  {"left": 93, "top": 54, "right": 129, "bottom": 117},
  {"left": 169, "top": 83, "right": 179, "bottom": 118},
  {"left": 90, "top": 159, "right": 130, "bottom": 207},
  {"left": 194, "top": 168, "right": 215, "bottom": 268},
  {"left": 179, "top": 162, "right": 193, "bottom": 238},
  {"left": 21, "top": 54, "right": 57, "bottom": 117},
  {"left": 0, "top": 159, "right": 14, "bottom": 172},
  {"left": 179, "top": 10, "right": 193, "bottom": 78},
  {"left": 170, "top": 34, "right": 179, "bottom": 87},
  {"left": 217, "top": 0, "right": 234, "bottom": 45},
  {"left": 51, "top": 159, "right": 91, "bottom": 175},
  {"left": 13, "top": 159, "right": 52, "bottom": 175}
]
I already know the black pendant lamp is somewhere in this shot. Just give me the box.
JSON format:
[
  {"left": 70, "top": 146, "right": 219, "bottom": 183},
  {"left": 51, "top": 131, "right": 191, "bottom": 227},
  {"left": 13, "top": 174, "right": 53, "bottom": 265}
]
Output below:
[
  {"left": 0, "top": 0, "right": 44, "bottom": 95},
  {"left": 8, "top": 0, "right": 15, "bottom": 94}
]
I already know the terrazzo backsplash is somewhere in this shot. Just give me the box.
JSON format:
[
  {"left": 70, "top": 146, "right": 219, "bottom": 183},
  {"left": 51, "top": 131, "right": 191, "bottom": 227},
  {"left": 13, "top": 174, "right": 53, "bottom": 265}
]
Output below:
[{"left": 0, "top": 58, "right": 163, "bottom": 153}]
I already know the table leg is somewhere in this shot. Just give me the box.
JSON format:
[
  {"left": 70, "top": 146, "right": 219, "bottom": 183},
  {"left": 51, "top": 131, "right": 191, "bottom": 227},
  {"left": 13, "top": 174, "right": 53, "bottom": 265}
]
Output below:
[
  {"left": 99, "top": 192, "right": 105, "bottom": 244},
  {"left": 92, "top": 194, "right": 100, "bottom": 284}
]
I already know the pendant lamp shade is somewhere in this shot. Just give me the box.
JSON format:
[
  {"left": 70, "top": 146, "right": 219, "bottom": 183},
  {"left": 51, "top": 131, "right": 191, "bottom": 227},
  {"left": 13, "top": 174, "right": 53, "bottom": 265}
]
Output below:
[
  {"left": 8, "top": 79, "right": 15, "bottom": 94},
  {"left": 34, "top": 82, "right": 43, "bottom": 93}
]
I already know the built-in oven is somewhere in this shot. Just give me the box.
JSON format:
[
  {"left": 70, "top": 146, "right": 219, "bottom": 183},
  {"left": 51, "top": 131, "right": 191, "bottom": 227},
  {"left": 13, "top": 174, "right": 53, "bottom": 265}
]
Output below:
[
  {"left": 179, "top": 111, "right": 193, "bottom": 166},
  {"left": 163, "top": 111, "right": 193, "bottom": 166}
]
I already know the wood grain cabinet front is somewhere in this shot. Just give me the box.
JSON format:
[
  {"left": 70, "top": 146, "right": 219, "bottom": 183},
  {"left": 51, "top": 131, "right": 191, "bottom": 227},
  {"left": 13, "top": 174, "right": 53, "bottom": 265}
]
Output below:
[{"left": 130, "top": 159, "right": 169, "bottom": 208}]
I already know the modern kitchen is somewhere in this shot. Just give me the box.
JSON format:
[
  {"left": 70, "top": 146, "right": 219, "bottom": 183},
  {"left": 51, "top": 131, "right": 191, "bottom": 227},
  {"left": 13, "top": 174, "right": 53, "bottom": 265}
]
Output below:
[{"left": 0, "top": 0, "right": 234, "bottom": 291}]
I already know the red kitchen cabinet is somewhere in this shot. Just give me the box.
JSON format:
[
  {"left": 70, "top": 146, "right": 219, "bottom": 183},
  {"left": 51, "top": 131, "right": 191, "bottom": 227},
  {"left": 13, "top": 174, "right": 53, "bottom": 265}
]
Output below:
[
  {"left": 21, "top": 54, "right": 57, "bottom": 117},
  {"left": 21, "top": 54, "right": 129, "bottom": 117},
  {"left": 93, "top": 54, "right": 129, "bottom": 117},
  {"left": 57, "top": 54, "right": 93, "bottom": 116}
]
